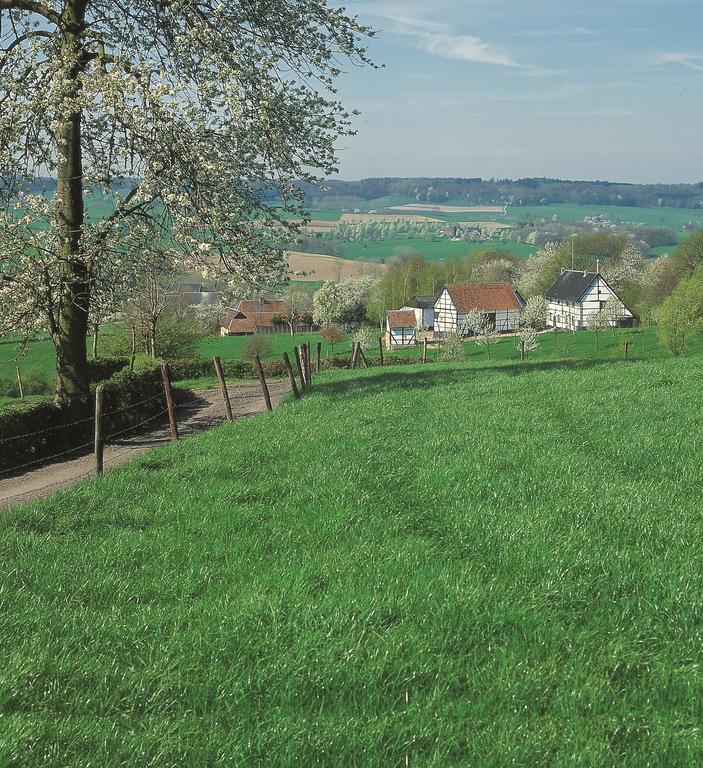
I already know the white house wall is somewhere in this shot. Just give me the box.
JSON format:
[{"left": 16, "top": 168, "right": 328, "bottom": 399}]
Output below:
[
  {"left": 387, "top": 326, "right": 416, "bottom": 347},
  {"left": 434, "top": 289, "right": 458, "bottom": 335},
  {"left": 548, "top": 276, "right": 633, "bottom": 330},
  {"left": 435, "top": 289, "right": 522, "bottom": 336}
]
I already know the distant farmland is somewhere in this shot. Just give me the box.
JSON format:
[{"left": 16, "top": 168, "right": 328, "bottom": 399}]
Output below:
[
  {"left": 388, "top": 203, "right": 507, "bottom": 214},
  {"left": 286, "top": 251, "right": 385, "bottom": 281}
]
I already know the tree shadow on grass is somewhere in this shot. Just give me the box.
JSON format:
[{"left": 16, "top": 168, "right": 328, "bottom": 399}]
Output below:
[{"left": 312, "top": 357, "right": 644, "bottom": 402}]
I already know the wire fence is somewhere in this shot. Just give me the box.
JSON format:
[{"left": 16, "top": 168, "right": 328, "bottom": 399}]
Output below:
[{"left": 0, "top": 357, "right": 296, "bottom": 506}]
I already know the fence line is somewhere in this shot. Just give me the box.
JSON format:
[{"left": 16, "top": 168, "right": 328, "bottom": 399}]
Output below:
[{"left": 0, "top": 349, "right": 303, "bottom": 494}]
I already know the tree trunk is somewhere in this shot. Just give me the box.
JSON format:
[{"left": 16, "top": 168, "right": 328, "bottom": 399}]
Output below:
[
  {"left": 150, "top": 316, "right": 157, "bottom": 359},
  {"left": 130, "top": 326, "right": 137, "bottom": 373},
  {"left": 92, "top": 322, "right": 99, "bottom": 360},
  {"left": 53, "top": 0, "right": 90, "bottom": 405}
]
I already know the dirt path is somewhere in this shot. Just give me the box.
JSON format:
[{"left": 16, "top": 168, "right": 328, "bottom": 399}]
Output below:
[{"left": 0, "top": 379, "right": 290, "bottom": 511}]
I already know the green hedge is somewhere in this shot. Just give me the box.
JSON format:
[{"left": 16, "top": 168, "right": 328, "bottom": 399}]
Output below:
[
  {"left": 168, "top": 357, "right": 286, "bottom": 381},
  {"left": 0, "top": 357, "right": 163, "bottom": 475}
]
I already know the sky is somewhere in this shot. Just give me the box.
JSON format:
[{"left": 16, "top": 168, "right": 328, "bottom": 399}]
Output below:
[{"left": 331, "top": 0, "right": 703, "bottom": 184}]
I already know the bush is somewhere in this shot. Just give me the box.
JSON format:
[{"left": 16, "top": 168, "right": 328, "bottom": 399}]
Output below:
[
  {"left": 440, "top": 331, "right": 466, "bottom": 362},
  {"left": 167, "top": 357, "right": 286, "bottom": 382},
  {"left": 104, "top": 314, "right": 207, "bottom": 360},
  {"left": 352, "top": 327, "right": 377, "bottom": 351},
  {"left": 240, "top": 334, "right": 274, "bottom": 360}
]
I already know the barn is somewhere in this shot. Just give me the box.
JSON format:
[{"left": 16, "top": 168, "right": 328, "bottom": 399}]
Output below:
[
  {"left": 386, "top": 310, "right": 417, "bottom": 348},
  {"left": 545, "top": 269, "right": 635, "bottom": 330},
  {"left": 434, "top": 283, "right": 524, "bottom": 337},
  {"left": 220, "top": 298, "right": 286, "bottom": 336}
]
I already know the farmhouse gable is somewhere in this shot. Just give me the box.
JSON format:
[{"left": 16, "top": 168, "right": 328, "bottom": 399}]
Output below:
[{"left": 545, "top": 270, "right": 635, "bottom": 330}]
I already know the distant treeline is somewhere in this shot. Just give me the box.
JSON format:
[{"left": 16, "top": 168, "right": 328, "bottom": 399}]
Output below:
[
  {"left": 23, "top": 176, "right": 703, "bottom": 211},
  {"left": 296, "top": 178, "right": 703, "bottom": 210}
]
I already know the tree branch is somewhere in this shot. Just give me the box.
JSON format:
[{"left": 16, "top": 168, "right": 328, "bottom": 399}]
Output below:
[{"left": 0, "top": 0, "right": 62, "bottom": 27}]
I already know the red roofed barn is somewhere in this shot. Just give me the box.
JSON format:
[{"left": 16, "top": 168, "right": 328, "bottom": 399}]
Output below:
[
  {"left": 220, "top": 298, "right": 285, "bottom": 336},
  {"left": 434, "top": 283, "right": 524, "bottom": 336}
]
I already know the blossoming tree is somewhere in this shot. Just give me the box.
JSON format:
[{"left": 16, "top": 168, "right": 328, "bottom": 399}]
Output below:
[{"left": 0, "top": 0, "right": 374, "bottom": 402}]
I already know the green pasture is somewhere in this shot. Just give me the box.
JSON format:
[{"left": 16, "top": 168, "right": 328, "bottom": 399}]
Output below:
[
  {"left": 340, "top": 237, "right": 536, "bottom": 262},
  {"left": 3, "top": 348, "right": 703, "bottom": 764},
  {"left": 505, "top": 203, "right": 703, "bottom": 231}
]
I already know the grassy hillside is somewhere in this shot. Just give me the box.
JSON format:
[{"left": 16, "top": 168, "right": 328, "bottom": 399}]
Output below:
[{"left": 2, "top": 352, "right": 703, "bottom": 765}]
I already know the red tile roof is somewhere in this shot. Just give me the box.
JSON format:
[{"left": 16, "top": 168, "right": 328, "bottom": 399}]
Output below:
[
  {"left": 445, "top": 283, "right": 523, "bottom": 312},
  {"left": 237, "top": 298, "right": 285, "bottom": 315},
  {"left": 387, "top": 310, "right": 417, "bottom": 328},
  {"left": 221, "top": 309, "right": 280, "bottom": 333}
]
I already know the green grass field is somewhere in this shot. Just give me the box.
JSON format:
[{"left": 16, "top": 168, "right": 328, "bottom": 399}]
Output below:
[
  {"left": 341, "top": 237, "right": 536, "bottom": 262},
  {"left": 3, "top": 347, "right": 703, "bottom": 765},
  {"left": 505, "top": 202, "right": 703, "bottom": 230}
]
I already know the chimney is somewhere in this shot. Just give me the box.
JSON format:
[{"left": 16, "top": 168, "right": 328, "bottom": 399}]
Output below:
[{"left": 596, "top": 259, "right": 600, "bottom": 274}]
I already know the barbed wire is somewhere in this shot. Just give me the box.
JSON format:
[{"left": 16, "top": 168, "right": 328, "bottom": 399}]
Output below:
[
  {"left": 0, "top": 368, "right": 293, "bottom": 498},
  {"left": 105, "top": 409, "right": 169, "bottom": 441},
  {"left": 0, "top": 413, "right": 96, "bottom": 444},
  {"left": 0, "top": 440, "right": 95, "bottom": 478}
]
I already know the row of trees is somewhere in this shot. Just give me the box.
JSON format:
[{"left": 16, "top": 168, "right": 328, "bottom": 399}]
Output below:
[{"left": 297, "top": 177, "right": 703, "bottom": 210}]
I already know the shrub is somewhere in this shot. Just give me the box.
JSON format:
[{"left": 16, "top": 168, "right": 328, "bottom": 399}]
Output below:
[
  {"left": 104, "top": 314, "right": 207, "bottom": 360},
  {"left": 241, "top": 334, "right": 274, "bottom": 360},
  {"left": 440, "top": 331, "right": 465, "bottom": 362},
  {"left": 352, "top": 327, "right": 376, "bottom": 351},
  {"left": 0, "top": 357, "right": 163, "bottom": 474}
]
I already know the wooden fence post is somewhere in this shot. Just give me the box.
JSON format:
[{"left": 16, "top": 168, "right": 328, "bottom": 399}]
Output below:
[
  {"left": 253, "top": 355, "right": 273, "bottom": 412},
  {"left": 378, "top": 336, "right": 385, "bottom": 366},
  {"left": 359, "top": 346, "right": 368, "bottom": 368},
  {"left": 213, "top": 356, "right": 233, "bottom": 422},
  {"left": 305, "top": 342, "right": 312, "bottom": 385},
  {"left": 624, "top": 340, "right": 630, "bottom": 360},
  {"left": 295, "top": 345, "right": 307, "bottom": 389},
  {"left": 350, "top": 341, "right": 361, "bottom": 370},
  {"left": 316, "top": 341, "right": 322, "bottom": 374},
  {"left": 283, "top": 352, "right": 300, "bottom": 399},
  {"left": 15, "top": 367, "right": 24, "bottom": 399},
  {"left": 160, "top": 363, "right": 179, "bottom": 441},
  {"left": 94, "top": 384, "right": 104, "bottom": 476},
  {"left": 422, "top": 337, "right": 428, "bottom": 364}
]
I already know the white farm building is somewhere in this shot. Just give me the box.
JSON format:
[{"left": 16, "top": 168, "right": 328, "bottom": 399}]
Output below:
[
  {"left": 386, "top": 310, "right": 417, "bottom": 348},
  {"left": 434, "top": 283, "right": 525, "bottom": 336},
  {"left": 545, "top": 270, "right": 635, "bottom": 331},
  {"left": 400, "top": 296, "right": 436, "bottom": 330}
]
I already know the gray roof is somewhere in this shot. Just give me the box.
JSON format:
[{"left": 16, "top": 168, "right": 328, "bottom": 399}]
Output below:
[
  {"left": 406, "top": 295, "right": 437, "bottom": 309},
  {"left": 545, "top": 270, "right": 597, "bottom": 302}
]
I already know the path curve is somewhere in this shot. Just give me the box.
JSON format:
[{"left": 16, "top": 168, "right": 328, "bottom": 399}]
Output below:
[{"left": 0, "top": 379, "right": 290, "bottom": 511}]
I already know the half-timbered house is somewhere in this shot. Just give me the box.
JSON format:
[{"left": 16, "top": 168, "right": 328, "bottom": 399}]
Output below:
[
  {"left": 545, "top": 269, "right": 634, "bottom": 330},
  {"left": 434, "top": 283, "right": 524, "bottom": 336}
]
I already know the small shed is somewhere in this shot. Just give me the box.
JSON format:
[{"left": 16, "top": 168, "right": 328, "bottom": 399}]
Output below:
[
  {"left": 386, "top": 310, "right": 417, "bottom": 348},
  {"left": 545, "top": 270, "right": 635, "bottom": 330}
]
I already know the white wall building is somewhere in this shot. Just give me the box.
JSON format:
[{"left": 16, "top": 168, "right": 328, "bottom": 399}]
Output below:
[
  {"left": 545, "top": 270, "right": 634, "bottom": 330},
  {"left": 386, "top": 310, "right": 417, "bottom": 348},
  {"left": 400, "top": 296, "right": 436, "bottom": 330},
  {"left": 434, "top": 283, "right": 524, "bottom": 336}
]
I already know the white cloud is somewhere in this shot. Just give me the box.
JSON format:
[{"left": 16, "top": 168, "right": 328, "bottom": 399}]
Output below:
[
  {"left": 417, "top": 32, "right": 521, "bottom": 67},
  {"left": 658, "top": 52, "right": 703, "bottom": 72},
  {"left": 356, "top": 3, "right": 526, "bottom": 68}
]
